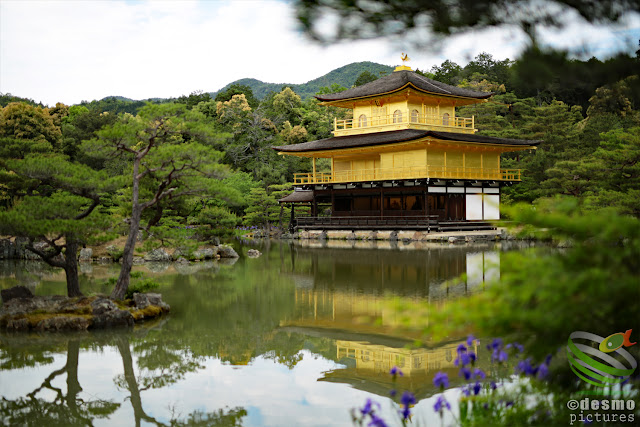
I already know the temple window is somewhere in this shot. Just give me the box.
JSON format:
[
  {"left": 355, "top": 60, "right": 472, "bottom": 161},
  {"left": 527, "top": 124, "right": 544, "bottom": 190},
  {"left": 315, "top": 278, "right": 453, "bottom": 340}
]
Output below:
[
  {"left": 393, "top": 110, "right": 402, "bottom": 123},
  {"left": 442, "top": 113, "right": 450, "bottom": 126},
  {"left": 358, "top": 114, "right": 367, "bottom": 127},
  {"left": 410, "top": 109, "right": 419, "bottom": 123}
]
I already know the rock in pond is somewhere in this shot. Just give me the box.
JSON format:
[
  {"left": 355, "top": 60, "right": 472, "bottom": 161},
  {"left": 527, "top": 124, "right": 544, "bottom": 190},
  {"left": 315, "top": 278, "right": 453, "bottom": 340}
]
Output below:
[
  {"left": 0, "top": 291, "right": 170, "bottom": 332},
  {"left": 79, "top": 248, "right": 93, "bottom": 261},
  {"left": 191, "top": 247, "right": 218, "bottom": 260},
  {"left": 247, "top": 249, "right": 262, "bottom": 258},
  {"left": 1, "top": 285, "right": 34, "bottom": 303},
  {"left": 144, "top": 248, "right": 172, "bottom": 262},
  {"left": 217, "top": 245, "right": 239, "bottom": 258}
]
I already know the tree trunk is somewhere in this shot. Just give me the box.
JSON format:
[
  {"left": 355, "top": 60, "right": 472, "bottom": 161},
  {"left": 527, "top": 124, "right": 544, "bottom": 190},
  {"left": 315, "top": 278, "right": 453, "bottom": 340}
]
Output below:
[
  {"left": 64, "top": 240, "right": 82, "bottom": 297},
  {"left": 65, "top": 340, "right": 82, "bottom": 417},
  {"left": 116, "top": 336, "right": 160, "bottom": 427},
  {"left": 111, "top": 158, "right": 142, "bottom": 300}
]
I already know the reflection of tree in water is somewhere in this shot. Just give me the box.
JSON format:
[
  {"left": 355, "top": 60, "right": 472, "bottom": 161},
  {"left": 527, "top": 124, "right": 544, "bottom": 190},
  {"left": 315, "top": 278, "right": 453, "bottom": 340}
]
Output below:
[
  {"left": 160, "top": 262, "right": 300, "bottom": 366},
  {"left": 0, "top": 339, "right": 120, "bottom": 425},
  {"left": 0, "top": 333, "right": 247, "bottom": 426},
  {"left": 114, "top": 335, "right": 248, "bottom": 426},
  {"left": 169, "top": 407, "right": 247, "bottom": 427}
]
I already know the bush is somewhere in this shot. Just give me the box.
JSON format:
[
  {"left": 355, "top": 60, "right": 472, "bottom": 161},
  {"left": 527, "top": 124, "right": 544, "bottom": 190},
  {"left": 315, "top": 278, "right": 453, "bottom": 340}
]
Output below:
[{"left": 124, "top": 276, "right": 159, "bottom": 299}]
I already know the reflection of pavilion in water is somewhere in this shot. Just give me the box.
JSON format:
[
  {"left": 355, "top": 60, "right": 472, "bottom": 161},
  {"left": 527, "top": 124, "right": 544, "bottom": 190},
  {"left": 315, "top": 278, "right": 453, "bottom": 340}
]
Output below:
[
  {"left": 284, "top": 245, "right": 499, "bottom": 337},
  {"left": 320, "top": 339, "right": 480, "bottom": 399}
]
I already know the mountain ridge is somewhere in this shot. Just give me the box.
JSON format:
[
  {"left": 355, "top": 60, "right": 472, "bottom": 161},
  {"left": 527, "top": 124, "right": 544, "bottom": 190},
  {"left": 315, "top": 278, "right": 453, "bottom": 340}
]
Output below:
[
  {"left": 213, "top": 61, "right": 394, "bottom": 100},
  {"left": 95, "top": 61, "right": 395, "bottom": 104}
]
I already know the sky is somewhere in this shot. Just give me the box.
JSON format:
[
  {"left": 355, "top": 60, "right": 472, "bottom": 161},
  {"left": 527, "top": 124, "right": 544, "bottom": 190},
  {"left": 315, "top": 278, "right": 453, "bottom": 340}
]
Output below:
[{"left": 1, "top": 0, "right": 639, "bottom": 106}]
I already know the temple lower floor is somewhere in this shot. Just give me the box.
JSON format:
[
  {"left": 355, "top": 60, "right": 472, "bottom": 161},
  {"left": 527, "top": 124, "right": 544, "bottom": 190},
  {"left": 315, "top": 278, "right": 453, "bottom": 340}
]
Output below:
[{"left": 290, "top": 179, "right": 511, "bottom": 231}]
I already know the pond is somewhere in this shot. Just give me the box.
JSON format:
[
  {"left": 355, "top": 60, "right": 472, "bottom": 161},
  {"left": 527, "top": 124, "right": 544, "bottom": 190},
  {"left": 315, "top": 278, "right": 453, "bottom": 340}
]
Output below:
[{"left": 0, "top": 240, "right": 527, "bottom": 426}]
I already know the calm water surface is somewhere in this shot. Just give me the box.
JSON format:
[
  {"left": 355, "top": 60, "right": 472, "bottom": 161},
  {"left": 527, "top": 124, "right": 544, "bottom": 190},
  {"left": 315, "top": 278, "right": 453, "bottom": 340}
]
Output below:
[{"left": 0, "top": 240, "right": 524, "bottom": 426}]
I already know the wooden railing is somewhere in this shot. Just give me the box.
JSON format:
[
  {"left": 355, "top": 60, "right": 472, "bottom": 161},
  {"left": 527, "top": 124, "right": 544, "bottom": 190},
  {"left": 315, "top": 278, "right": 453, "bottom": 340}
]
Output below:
[
  {"left": 296, "top": 215, "right": 440, "bottom": 231},
  {"left": 335, "top": 111, "right": 474, "bottom": 132},
  {"left": 294, "top": 166, "right": 521, "bottom": 184}
]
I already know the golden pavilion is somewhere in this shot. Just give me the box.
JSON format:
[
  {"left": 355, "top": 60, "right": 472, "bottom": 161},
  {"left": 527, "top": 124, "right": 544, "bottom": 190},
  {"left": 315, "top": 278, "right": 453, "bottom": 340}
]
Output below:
[{"left": 276, "top": 64, "right": 540, "bottom": 231}]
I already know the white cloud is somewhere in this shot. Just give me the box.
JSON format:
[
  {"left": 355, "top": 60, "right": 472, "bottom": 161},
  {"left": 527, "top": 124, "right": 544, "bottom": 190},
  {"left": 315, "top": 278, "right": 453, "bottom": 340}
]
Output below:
[{"left": 1, "top": 0, "right": 638, "bottom": 106}]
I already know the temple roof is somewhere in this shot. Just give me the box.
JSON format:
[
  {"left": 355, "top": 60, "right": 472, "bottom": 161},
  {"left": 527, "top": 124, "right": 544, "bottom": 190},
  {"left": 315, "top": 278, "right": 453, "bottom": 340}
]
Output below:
[
  {"left": 315, "top": 70, "right": 493, "bottom": 102},
  {"left": 275, "top": 129, "right": 541, "bottom": 153},
  {"left": 278, "top": 189, "right": 314, "bottom": 203}
]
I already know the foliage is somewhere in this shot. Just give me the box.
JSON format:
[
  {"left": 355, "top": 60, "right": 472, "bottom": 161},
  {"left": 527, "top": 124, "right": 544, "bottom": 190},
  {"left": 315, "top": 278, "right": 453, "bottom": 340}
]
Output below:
[
  {"left": 0, "top": 102, "right": 61, "bottom": 148},
  {"left": 215, "top": 84, "right": 259, "bottom": 108},
  {"left": 175, "top": 90, "right": 212, "bottom": 110},
  {"left": 423, "top": 199, "right": 640, "bottom": 360},
  {"left": 86, "top": 102, "right": 234, "bottom": 300},
  {"left": 196, "top": 205, "right": 240, "bottom": 238},
  {"left": 353, "top": 70, "right": 378, "bottom": 87},
  {"left": 316, "top": 83, "right": 347, "bottom": 95},
  {"left": 243, "top": 187, "right": 279, "bottom": 230},
  {"left": 125, "top": 277, "right": 160, "bottom": 299},
  {"left": 0, "top": 154, "right": 119, "bottom": 296},
  {"left": 294, "top": 0, "right": 637, "bottom": 60}
]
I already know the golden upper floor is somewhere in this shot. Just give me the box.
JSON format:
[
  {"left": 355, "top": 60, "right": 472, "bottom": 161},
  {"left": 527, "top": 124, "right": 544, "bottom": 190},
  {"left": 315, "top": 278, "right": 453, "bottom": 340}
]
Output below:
[
  {"left": 316, "top": 66, "right": 492, "bottom": 137},
  {"left": 274, "top": 66, "right": 541, "bottom": 184}
]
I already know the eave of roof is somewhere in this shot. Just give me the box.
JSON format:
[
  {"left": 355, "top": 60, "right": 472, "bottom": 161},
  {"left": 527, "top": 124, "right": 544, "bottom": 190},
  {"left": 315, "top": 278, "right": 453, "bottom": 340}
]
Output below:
[
  {"left": 274, "top": 130, "right": 541, "bottom": 154},
  {"left": 315, "top": 70, "right": 493, "bottom": 103},
  {"left": 278, "top": 190, "right": 314, "bottom": 203}
]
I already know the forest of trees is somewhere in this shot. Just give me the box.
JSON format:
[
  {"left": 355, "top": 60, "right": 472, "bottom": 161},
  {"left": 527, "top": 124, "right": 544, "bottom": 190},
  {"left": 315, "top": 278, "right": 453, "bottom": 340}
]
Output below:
[{"left": 0, "top": 51, "right": 638, "bottom": 297}]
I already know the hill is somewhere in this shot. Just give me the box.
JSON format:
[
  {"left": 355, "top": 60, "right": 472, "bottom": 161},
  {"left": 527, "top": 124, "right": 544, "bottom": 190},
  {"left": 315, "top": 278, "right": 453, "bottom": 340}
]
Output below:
[{"left": 213, "top": 61, "right": 394, "bottom": 100}]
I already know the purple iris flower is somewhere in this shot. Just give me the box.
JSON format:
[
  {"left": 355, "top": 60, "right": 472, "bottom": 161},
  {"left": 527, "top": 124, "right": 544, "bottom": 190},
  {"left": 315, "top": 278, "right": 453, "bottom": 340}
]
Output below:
[
  {"left": 433, "top": 395, "right": 451, "bottom": 413},
  {"left": 492, "top": 349, "right": 508, "bottom": 363},
  {"left": 491, "top": 338, "right": 503, "bottom": 350},
  {"left": 457, "top": 344, "right": 467, "bottom": 353},
  {"left": 545, "top": 354, "right": 552, "bottom": 365},
  {"left": 466, "top": 334, "right": 476, "bottom": 346},
  {"left": 455, "top": 352, "right": 471, "bottom": 367},
  {"left": 390, "top": 366, "right": 404, "bottom": 377},
  {"left": 400, "top": 391, "right": 415, "bottom": 420},
  {"left": 433, "top": 371, "right": 449, "bottom": 389},
  {"left": 490, "top": 381, "right": 497, "bottom": 390},
  {"left": 537, "top": 362, "right": 549, "bottom": 379},
  {"left": 473, "top": 368, "right": 486, "bottom": 379},
  {"left": 459, "top": 367, "right": 472, "bottom": 380},
  {"left": 401, "top": 391, "right": 416, "bottom": 406},
  {"left": 506, "top": 342, "right": 524, "bottom": 353},
  {"left": 360, "top": 398, "right": 379, "bottom": 416},
  {"left": 473, "top": 381, "right": 482, "bottom": 395},
  {"left": 368, "top": 414, "right": 388, "bottom": 427}
]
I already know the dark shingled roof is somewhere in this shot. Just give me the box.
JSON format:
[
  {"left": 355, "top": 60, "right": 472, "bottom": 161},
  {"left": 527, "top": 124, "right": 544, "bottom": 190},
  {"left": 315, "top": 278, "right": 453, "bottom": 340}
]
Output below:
[
  {"left": 278, "top": 190, "right": 313, "bottom": 203},
  {"left": 275, "top": 130, "right": 541, "bottom": 153},
  {"left": 316, "top": 70, "right": 493, "bottom": 102}
]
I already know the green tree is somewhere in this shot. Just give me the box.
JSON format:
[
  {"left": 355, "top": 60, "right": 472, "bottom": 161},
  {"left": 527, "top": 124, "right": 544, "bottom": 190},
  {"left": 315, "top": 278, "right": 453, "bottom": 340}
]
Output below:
[
  {"left": 196, "top": 206, "right": 239, "bottom": 238},
  {"left": 215, "top": 84, "right": 259, "bottom": 109},
  {"left": 316, "top": 83, "right": 347, "bottom": 95},
  {"left": 273, "top": 87, "right": 303, "bottom": 125},
  {"left": 61, "top": 107, "right": 118, "bottom": 161},
  {"left": 586, "top": 75, "right": 638, "bottom": 118},
  {"left": 87, "top": 103, "right": 233, "bottom": 300},
  {"left": 353, "top": 70, "right": 378, "bottom": 87},
  {"left": 0, "top": 155, "right": 118, "bottom": 296},
  {"left": 176, "top": 90, "right": 213, "bottom": 110},
  {"left": 430, "top": 60, "right": 462, "bottom": 85},
  {"left": 243, "top": 187, "right": 279, "bottom": 231},
  {"left": 0, "top": 102, "right": 61, "bottom": 149},
  {"left": 462, "top": 52, "right": 512, "bottom": 88}
]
